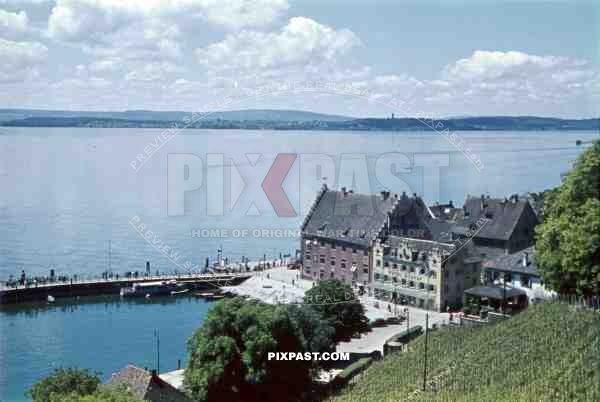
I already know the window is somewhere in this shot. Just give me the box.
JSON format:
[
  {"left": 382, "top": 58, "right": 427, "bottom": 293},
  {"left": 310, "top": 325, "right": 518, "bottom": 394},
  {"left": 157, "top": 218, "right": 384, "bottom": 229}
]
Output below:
[
  {"left": 353, "top": 248, "right": 357, "bottom": 254},
  {"left": 419, "top": 268, "right": 426, "bottom": 275},
  {"left": 331, "top": 243, "right": 336, "bottom": 249},
  {"left": 342, "top": 246, "right": 346, "bottom": 251},
  {"left": 419, "top": 282, "right": 425, "bottom": 290},
  {"left": 376, "top": 260, "right": 381, "bottom": 267},
  {"left": 330, "top": 260, "right": 336, "bottom": 266},
  {"left": 363, "top": 268, "right": 369, "bottom": 274},
  {"left": 409, "top": 281, "right": 415, "bottom": 288},
  {"left": 384, "top": 275, "right": 389, "bottom": 282},
  {"left": 410, "top": 267, "right": 415, "bottom": 273},
  {"left": 402, "top": 265, "right": 407, "bottom": 271},
  {"left": 330, "top": 272, "right": 334, "bottom": 279},
  {"left": 393, "top": 263, "right": 398, "bottom": 269},
  {"left": 341, "top": 261, "right": 347, "bottom": 269},
  {"left": 401, "top": 279, "right": 407, "bottom": 286},
  {"left": 374, "top": 273, "right": 380, "bottom": 280},
  {"left": 319, "top": 256, "right": 325, "bottom": 264},
  {"left": 428, "top": 284, "right": 435, "bottom": 292},
  {"left": 319, "top": 241, "right": 324, "bottom": 246},
  {"left": 521, "top": 274, "right": 531, "bottom": 288},
  {"left": 392, "top": 277, "right": 398, "bottom": 283},
  {"left": 384, "top": 261, "right": 390, "bottom": 268},
  {"left": 411, "top": 251, "right": 419, "bottom": 261}
]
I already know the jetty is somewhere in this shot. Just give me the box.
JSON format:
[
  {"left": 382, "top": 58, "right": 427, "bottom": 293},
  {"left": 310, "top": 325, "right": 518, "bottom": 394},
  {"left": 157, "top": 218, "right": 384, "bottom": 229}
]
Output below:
[{"left": 0, "top": 272, "right": 251, "bottom": 305}]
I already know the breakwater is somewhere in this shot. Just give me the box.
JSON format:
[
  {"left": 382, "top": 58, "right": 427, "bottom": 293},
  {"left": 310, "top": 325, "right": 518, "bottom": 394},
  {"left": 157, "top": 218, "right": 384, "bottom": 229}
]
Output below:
[{"left": 0, "top": 273, "right": 250, "bottom": 305}]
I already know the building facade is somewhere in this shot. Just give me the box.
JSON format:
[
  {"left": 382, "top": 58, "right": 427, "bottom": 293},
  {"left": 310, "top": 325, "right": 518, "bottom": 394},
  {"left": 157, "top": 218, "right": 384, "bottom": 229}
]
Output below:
[
  {"left": 300, "top": 185, "right": 401, "bottom": 290},
  {"left": 371, "top": 236, "right": 481, "bottom": 312},
  {"left": 482, "top": 247, "right": 555, "bottom": 303}
]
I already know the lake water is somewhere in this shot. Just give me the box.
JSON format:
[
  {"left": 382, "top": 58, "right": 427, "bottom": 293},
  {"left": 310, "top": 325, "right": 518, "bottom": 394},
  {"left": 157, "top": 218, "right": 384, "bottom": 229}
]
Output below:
[
  {"left": 0, "top": 295, "right": 212, "bottom": 402},
  {"left": 0, "top": 128, "right": 598, "bottom": 401}
]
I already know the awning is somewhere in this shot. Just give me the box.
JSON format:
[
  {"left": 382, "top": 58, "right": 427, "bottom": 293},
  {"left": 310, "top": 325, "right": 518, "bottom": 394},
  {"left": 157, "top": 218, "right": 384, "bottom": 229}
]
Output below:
[{"left": 464, "top": 285, "right": 526, "bottom": 300}]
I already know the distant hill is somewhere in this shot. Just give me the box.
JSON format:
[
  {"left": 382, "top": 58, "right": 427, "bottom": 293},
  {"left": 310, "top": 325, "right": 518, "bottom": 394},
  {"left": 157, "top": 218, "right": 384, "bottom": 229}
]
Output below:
[
  {"left": 0, "top": 109, "right": 598, "bottom": 130},
  {"left": 328, "top": 303, "right": 600, "bottom": 402},
  {"left": 0, "top": 109, "right": 351, "bottom": 123}
]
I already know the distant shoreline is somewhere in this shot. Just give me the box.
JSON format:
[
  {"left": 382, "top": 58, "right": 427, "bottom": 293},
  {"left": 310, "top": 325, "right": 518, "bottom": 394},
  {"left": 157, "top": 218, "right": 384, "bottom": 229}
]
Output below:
[{"left": 1, "top": 115, "right": 599, "bottom": 131}]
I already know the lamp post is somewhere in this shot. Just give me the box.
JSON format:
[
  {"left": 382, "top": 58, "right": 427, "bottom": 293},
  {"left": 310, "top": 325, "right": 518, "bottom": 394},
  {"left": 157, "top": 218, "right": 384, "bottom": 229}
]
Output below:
[
  {"left": 502, "top": 272, "right": 508, "bottom": 315},
  {"left": 422, "top": 269, "right": 434, "bottom": 392}
]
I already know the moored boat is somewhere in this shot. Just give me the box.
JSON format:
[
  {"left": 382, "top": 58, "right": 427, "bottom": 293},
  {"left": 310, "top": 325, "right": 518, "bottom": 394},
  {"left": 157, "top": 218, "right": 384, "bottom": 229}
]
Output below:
[{"left": 120, "top": 280, "right": 181, "bottom": 298}]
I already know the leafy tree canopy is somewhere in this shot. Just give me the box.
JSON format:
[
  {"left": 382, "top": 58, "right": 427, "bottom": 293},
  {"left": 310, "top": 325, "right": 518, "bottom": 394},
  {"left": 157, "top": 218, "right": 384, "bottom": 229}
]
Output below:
[
  {"left": 535, "top": 141, "right": 600, "bottom": 296},
  {"left": 28, "top": 368, "right": 101, "bottom": 402},
  {"left": 303, "top": 279, "right": 369, "bottom": 340},
  {"left": 184, "top": 297, "right": 335, "bottom": 402},
  {"left": 50, "top": 386, "right": 143, "bottom": 402}
]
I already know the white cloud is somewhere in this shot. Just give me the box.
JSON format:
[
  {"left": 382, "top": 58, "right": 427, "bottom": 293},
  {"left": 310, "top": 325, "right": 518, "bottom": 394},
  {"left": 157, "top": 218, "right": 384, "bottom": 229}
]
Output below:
[
  {"left": 47, "top": 0, "right": 289, "bottom": 41},
  {"left": 195, "top": 17, "right": 360, "bottom": 73},
  {"left": 0, "top": 37, "right": 47, "bottom": 82},
  {"left": 432, "top": 50, "right": 598, "bottom": 107},
  {"left": 0, "top": 9, "right": 28, "bottom": 37}
]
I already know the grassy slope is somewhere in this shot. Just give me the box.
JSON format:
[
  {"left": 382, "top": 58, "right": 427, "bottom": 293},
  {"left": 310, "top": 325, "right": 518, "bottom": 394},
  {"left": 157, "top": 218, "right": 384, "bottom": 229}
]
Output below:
[{"left": 328, "top": 303, "right": 600, "bottom": 402}]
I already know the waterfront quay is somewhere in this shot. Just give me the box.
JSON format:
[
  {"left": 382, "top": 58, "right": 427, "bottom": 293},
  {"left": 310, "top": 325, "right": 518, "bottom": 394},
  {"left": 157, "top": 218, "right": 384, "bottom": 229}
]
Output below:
[{"left": 0, "top": 273, "right": 251, "bottom": 305}]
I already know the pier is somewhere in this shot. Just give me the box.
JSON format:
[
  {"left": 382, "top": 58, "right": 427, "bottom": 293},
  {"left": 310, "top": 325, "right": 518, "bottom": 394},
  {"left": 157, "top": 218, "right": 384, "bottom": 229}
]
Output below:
[{"left": 0, "top": 272, "right": 252, "bottom": 305}]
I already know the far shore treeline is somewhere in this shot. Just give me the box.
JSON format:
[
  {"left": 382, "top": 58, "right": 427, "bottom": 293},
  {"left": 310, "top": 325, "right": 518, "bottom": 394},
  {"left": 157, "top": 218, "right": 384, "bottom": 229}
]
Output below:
[{"left": 1, "top": 111, "right": 599, "bottom": 131}]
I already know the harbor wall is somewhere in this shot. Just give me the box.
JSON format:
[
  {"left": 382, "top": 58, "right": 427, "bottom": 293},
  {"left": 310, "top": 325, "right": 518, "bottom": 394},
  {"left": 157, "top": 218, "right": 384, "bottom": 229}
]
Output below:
[{"left": 0, "top": 275, "right": 249, "bottom": 305}]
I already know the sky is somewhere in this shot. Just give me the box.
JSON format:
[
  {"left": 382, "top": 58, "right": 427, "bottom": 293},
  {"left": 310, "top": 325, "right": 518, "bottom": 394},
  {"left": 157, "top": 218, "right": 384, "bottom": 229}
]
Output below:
[{"left": 0, "top": 0, "right": 598, "bottom": 118}]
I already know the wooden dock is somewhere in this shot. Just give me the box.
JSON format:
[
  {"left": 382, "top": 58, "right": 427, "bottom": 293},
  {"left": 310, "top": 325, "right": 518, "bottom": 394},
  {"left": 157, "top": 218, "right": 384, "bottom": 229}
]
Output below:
[{"left": 0, "top": 273, "right": 252, "bottom": 305}]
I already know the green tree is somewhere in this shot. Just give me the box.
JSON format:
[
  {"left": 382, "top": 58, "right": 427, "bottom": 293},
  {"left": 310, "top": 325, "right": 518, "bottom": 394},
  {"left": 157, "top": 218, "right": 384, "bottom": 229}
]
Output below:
[
  {"left": 303, "top": 279, "right": 369, "bottom": 340},
  {"left": 50, "top": 386, "right": 143, "bottom": 402},
  {"left": 535, "top": 140, "right": 600, "bottom": 296},
  {"left": 28, "top": 368, "right": 101, "bottom": 402},
  {"left": 184, "top": 297, "right": 335, "bottom": 402}
]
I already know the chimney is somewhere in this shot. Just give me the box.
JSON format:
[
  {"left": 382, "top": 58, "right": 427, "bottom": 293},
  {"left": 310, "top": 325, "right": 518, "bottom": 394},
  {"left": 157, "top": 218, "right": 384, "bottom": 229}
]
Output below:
[
  {"left": 522, "top": 252, "right": 529, "bottom": 267},
  {"left": 448, "top": 200, "right": 453, "bottom": 208}
]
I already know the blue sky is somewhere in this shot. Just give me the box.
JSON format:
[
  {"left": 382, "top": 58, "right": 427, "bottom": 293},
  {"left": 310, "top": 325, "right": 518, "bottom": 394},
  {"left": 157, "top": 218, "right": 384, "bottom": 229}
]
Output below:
[{"left": 0, "top": 0, "right": 598, "bottom": 117}]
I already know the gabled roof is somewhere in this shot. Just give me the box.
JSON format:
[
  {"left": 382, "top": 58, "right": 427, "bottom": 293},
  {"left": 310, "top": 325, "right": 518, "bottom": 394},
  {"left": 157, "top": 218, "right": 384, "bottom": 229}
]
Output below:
[
  {"left": 302, "top": 189, "right": 400, "bottom": 247},
  {"left": 453, "top": 196, "right": 535, "bottom": 241},
  {"left": 428, "top": 203, "right": 461, "bottom": 221},
  {"left": 107, "top": 365, "right": 192, "bottom": 402},
  {"left": 482, "top": 246, "right": 539, "bottom": 276}
]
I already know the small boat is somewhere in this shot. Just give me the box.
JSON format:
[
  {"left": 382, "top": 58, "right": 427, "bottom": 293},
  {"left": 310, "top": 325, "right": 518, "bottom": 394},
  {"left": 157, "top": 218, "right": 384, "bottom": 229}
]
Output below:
[
  {"left": 47, "top": 295, "right": 55, "bottom": 303},
  {"left": 195, "top": 292, "right": 216, "bottom": 298},
  {"left": 120, "top": 280, "right": 181, "bottom": 298},
  {"left": 171, "top": 288, "right": 190, "bottom": 295}
]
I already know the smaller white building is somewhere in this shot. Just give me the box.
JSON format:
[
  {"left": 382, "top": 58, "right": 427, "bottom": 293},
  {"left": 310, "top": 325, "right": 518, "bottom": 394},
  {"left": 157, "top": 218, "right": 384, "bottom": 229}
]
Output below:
[{"left": 482, "top": 247, "right": 555, "bottom": 304}]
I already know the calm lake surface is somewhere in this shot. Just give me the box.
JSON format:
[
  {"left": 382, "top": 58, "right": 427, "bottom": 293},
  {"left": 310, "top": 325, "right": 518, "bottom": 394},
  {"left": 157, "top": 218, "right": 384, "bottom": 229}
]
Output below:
[
  {"left": 0, "top": 128, "right": 598, "bottom": 401},
  {"left": 0, "top": 295, "right": 212, "bottom": 402}
]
